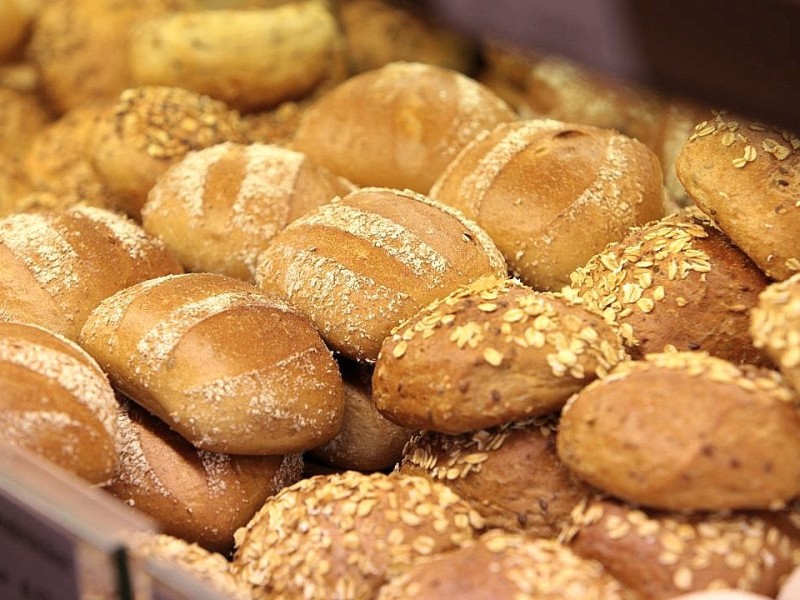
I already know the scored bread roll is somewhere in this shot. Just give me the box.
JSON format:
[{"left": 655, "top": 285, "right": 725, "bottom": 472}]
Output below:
[
  {"left": 0, "top": 321, "right": 119, "bottom": 485},
  {"left": 751, "top": 273, "right": 800, "bottom": 393},
  {"left": 79, "top": 272, "right": 345, "bottom": 455}
]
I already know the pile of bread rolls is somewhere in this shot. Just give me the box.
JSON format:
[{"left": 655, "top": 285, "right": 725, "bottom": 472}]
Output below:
[{"left": 1, "top": 1, "right": 799, "bottom": 599}]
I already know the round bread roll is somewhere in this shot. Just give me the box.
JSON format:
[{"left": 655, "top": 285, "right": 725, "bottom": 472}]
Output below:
[
  {"left": 675, "top": 111, "right": 800, "bottom": 280},
  {"left": 232, "top": 471, "right": 485, "bottom": 600},
  {"left": 561, "top": 498, "right": 800, "bottom": 599},
  {"left": 0, "top": 321, "right": 119, "bottom": 485},
  {"left": 429, "top": 119, "right": 666, "bottom": 290},
  {"left": 0, "top": 206, "right": 184, "bottom": 340},
  {"left": 79, "top": 272, "right": 345, "bottom": 455},
  {"left": 142, "top": 141, "right": 355, "bottom": 281},
  {"left": 557, "top": 351, "right": 800, "bottom": 511},
  {"left": 90, "top": 86, "right": 247, "bottom": 219},
  {"left": 308, "top": 359, "right": 414, "bottom": 472},
  {"left": 751, "top": 274, "right": 800, "bottom": 393},
  {"left": 399, "top": 415, "right": 594, "bottom": 538},
  {"left": 0, "top": 155, "right": 32, "bottom": 217},
  {"left": 255, "top": 187, "right": 507, "bottom": 362},
  {"left": 373, "top": 276, "right": 626, "bottom": 434},
  {"left": 562, "top": 211, "right": 772, "bottom": 365},
  {"left": 0, "top": 88, "right": 51, "bottom": 162},
  {"left": 291, "top": 61, "right": 517, "bottom": 193},
  {"left": 376, "top": 530, "right": 633, "bottom": 600},
  {"left": 107, "top": 397, "right": 303, "bottom": 553}
]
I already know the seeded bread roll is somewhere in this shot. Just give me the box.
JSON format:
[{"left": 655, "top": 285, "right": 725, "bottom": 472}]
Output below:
[
  {"left": 429, "top": 119, "right": 666, "bottom": 291},
  {"left": 373, "top": 276, "right": 626, "bottom": 434},
  {"left": 0, "top": 88, "right": 51, "bottom": 162},
  {"left": 232, "top": 471, "right": 485, "bottom": 600},
  {"left": 142, "top": 142, "right": 355, "bottom": 281},
  {"left": 255, "top": 187, "right": 507, "bottom": 362},
  {"left": 241, "top": 100, "right": 308, "bottom": 146},
  {"left": 675, "top": 111, "right": 800, "bottom": 280},
  {"left": 399, "top": 415, "right": 594, "bottom": 538},
  {"left": 751, "top": 274, "right": 800, "bottom": 392},
  {"left": 0, "top": 206, "right": 184, "bottom": 340},
  {"left": 79, "top": 272, "right": 345, "bottom": 455},
  {"left": 291, "top": 61, "right": 517, "bottom": 193},
  {"left": 557, "top": 351, "right": 800, "bottom": 511},
  {"left": 90, "top": 86, "right": 247, "bottom": 219},
  {"left": 107, "top": 397, "right": 303, "bottom": 553},
  {"left": 561, "top": 498, "right": 800, "bottom": 599},
  {"left": 562, "top": 211, "right": 772, "bottom": 365},
  {"left": 0, "top": 321, "right": 119, "bottom": 485}
]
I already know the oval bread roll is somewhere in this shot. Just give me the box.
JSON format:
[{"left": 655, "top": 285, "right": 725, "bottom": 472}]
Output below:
[
  {"left": 79, "top": 272, "right": 345, "bottom": 455},
  {"left": 751, "top": 274, "right": 800, "bottom": 393}
]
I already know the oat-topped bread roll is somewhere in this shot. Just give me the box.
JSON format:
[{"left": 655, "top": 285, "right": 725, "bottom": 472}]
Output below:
[
  {"left": 90, "top": 86, "right": 247, "bottom": 219},
  {"left": 373, "top": 276, "right": 626, "bottom": 433},
  {"left": 675, "top": 111, "right": 800, "bottom": 281},
  {"left": 232, "top": 471, "right": 485, "bottom": 600},
  {"left": 142, "top": 141, "right": 355, "bottom": 281},
  {"left": 0, "top": 88, "right": 51, "bottom": 162},
  {"left": 107, "top": 397, "right": 302, "bottom": 553},
  {"left": 0, "top": 321, "right": 119, "bottom": 485},
  {"left": 751, "top": 274, "right": 800, "bottom": 393},
  {"left": 79, "top": 272, "right": 345, "bottom": 455},
  {"left": 291, "top": 61, "right": 517, "bottom": 193},
  {"left": 557, "top": 351, "right": 800, "bottom": 511},
  {"left": 429, "top": 119, "right": 666, "bottom": 291},
  {"left": 561, "top": 498, "right": 800, "bottom": 600},
  {"left": 255, "top": 187, "right": 507, "bottom": 362},
  {"left": 399, "top": 415, "right": 594, "bottom": 538},
  {"left": 562, "top": 210, "right": 772, "bottom": 365},
  {"left": 0, "top": 206, "right": 183, "bottom": 340}
]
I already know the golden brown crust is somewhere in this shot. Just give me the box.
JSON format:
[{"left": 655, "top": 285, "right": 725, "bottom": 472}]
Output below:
[
  {"left": 675, "top": 111, "right": 800, "bottom": 280},
  {"left": 373, "top": 276, "right": 626, "bottom": 433},
  {"left": 557, "top": 351, "right": 800, "bottom": 511},
  {"left": 751, "top": 274, "right": 800, "bottom": 392}
]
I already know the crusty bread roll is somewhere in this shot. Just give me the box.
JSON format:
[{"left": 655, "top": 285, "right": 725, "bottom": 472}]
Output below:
[
  {"left": 232, "top": 471, "right": 485, "bottom": 600},
  {"left": 373, "top": 276, "right": 626, "bottom": 433},
  {"left": 751, "top": 273, "right": 800, "bottom": 392},
  {"left": 0, "top": 321, "right": 119, "bottom": 485},
  {"left": 557, "top": 351, "right": 800, "bottom": 511},
  {"left": 255, "top": 186, "right": 507, "bottom": 362},
  {"left": 291, "top": 61, "right": 517, "bottom": 193},
  {"left": 142, "top": 141, "right": 355, "bottom": 281},
  {"left": 79, "top": 272, "right": 345, "bottom": 455},
  {"left": 0, "top": 87, "right": 51, "bottom": 162},
  {"left": 107, "top": 397, "right": 302, "bottom": 553},
  {"left": 430, "top": 119, "right": 666, "bottom": 290},
  {"left": 399, "top": 415, "right": 594, "bottom": 538},
  {"left": 675, "top": 111, "right": 800, "bottom": 280},
  {"left": 0, "top": 206, "right": 184, "bottom": 340}
]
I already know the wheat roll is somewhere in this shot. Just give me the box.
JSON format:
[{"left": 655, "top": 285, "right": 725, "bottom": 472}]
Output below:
[
  {"left": 79, "top": 272, "right": 345, "bottom": 455},
  {"left": 751, "top": 273, "right": 800, "bottom": 393},
  {"left": 255, "top": 187, "right": 507, "bottom": 362}
]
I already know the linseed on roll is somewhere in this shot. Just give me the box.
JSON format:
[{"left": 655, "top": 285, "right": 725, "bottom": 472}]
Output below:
[{"left": 751, "top": 274, "right": 800, "bottom": 393}]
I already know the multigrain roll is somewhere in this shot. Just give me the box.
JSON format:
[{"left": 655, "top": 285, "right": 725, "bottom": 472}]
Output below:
[
  {"left": 241, "top": 100, "right": 309, "bottom": 146},
  {"left": 79, "top": 272, "right": 345, "bottom": 455},
  {"left": 399, "top": 415, "right": 594, "bottom": 538},
  {"left": 107, "top": 397, "right": 303, "bottom": 553},
  {"left": 373, "top": 276, "right": 626, "bottom": 433},
  {"left": 561, "top": 498, "right": 800, "bottom": 599},
  {"left": 0, "top": 321, "right": 119, "bottom": 485},
  {"left": 675, "top": 111, "right": 800, "bottom": 280},
  {"left": 557, "top": 351, "right": 800, "bottom": 511},
  {"left": 255, "top": 187, "right": 507, "bottom": 362},
  {"left": 142, "top": 141, "right": 355, "bottom": 281},
  {"left": 232, "top": 471, "right": 486, "bottom": 600},
  {"left": 429, "top": 119, "right": 666, "bottom": 290},
  {"left": 291, "top": 61, "right": 517, "bottom": 193},
  {"left": 751, "top": 274, "right": 800, "bottom": 392},
  {"left": 0, "top": 206, "right": 184, "bottom": 340}
]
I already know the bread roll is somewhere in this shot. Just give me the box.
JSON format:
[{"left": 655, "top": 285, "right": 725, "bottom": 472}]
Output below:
[
  {"left": 557, "top": 351, "right": 800, "bottom": 511},
  {"left": 0, "top": 206, "right": 184, "bottom": 340},
  {"left": 751, "top": 273, "right": 800, "bottom": 392},
  {"left": 291, "top": 61, "right": 517, "bottom": 193},
  {"left": 0, "top": 87, "right": 51, "bottom": 162},
  {"left": 142, "top": 141, "right": 355, "bottom": 281},
  {"left": 232, "top": 471, "right": 485, "bottom": 600},
  {"left": 255, "top": 186, "right": 507, "bottom": 362},
  {"left": 0, "top": 321, "right": 119, "bottom": 485},
  {"left": 430, "top": 119, "right": 666, "bottom": 290},
  {"left": 241, "top": 100, "right": 308, "bottom": 146},
  {"left": 373, "top": 276, "right": 626, "bottom": 433},
  {"left": 79, "top": 272, "right": 345, "bottom": 455},
  {"left": 675, "top": 111, "right": 800, "bottom": 280}
]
